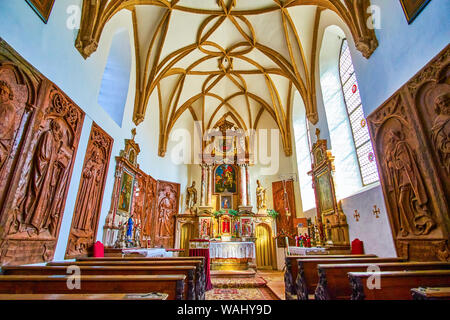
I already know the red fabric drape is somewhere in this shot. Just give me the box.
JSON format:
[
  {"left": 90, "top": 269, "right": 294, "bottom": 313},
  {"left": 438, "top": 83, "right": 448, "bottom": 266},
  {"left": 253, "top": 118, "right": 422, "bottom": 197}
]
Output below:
[{"left": 189, "top": 248, "right": 213, "bottom": 291}]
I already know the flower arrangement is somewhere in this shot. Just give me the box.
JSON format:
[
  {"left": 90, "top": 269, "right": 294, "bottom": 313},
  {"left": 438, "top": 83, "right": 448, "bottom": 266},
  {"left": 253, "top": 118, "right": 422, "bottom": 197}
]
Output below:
[
  {"left": 228, "top": 209, "right": 239, "bottom": 216},
  {"left": 267, "top": 209, "right": 279, "bottom": 219},
  {"left": 213, "top": 210, "right": 225, "bottom": 218}
]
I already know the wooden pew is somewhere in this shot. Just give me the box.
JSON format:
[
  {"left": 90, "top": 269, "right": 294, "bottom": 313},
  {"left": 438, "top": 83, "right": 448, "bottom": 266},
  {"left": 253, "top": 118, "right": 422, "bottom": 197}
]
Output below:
[
  {"left": 411, "top": 287, "right": 450, "bottom": 300},
  {"left": 295, "top": 257, "right": 406, "bottom": 300},
  {"left": 0, "top": 274, "right": 186, "bottom": 300},
  {"left": 0, "top": 293, "right": 169, "bottom": 300},
  {"left": 48, "top": 259, "right": 205, "bottom": 300},
  {"left": 348, "top": 270, "right": 450, "bottom": 300},
  {"left": 1, "top": 265, "right": 197, "bottom": 300},
  {"left": 284, "top": 254, "right": 377, "bottom": 300},
  {"left": 315, "top": 261, "right": 450, "bottom": 300}
]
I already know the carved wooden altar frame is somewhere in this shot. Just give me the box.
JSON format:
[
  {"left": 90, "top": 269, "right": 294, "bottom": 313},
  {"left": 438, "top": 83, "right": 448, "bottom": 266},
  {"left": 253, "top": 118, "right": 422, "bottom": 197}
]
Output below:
[
  {"left": 308, "top": 130, "right": 350, "bottom": 248},
  {"left": 367, "top": 44, "right": 450, "bottom": 261},
  {"left": 0, "top": 38, "right": 85, "bottom": 265},
  {"left": 25, "top": 0, "right": 55, "bottom": 23},
  {"left": 102, "top": 131, "right": 143, "bottom": 247}
]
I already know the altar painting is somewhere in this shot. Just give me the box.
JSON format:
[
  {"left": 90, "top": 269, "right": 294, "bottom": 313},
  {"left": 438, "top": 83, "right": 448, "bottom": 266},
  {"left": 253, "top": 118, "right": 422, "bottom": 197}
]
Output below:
[
  {"left": 199, "top": 217, "right": 211, "bottom": 238},
  {"left": 214, "top": 164, "right": 237, "bottom": 193},
  {"left": 220, "top": 216, "right": 231, "bottom": 235},
  {"left": 118, "top": 170, "right": 134, "bottom": 214},
  {"left": 316, "top": 170, "right": 334, "bottom": 214},
  {"left": 220, "top": 195, "right": 232, "bottom": 210},
  {"left": 241, "top": 218, "right": 253, "bottom": 237}
]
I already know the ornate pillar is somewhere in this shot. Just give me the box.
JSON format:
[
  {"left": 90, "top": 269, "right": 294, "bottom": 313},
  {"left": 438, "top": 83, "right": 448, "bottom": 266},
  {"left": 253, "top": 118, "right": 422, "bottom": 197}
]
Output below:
[
  {"left": 245, "top": 164, "right": 251, "bottom": 206},
  {"left": 200, "top": 164, "right": 207, "bottom": 206},
  {"left": 207, "top": 164, "right": 213, "bottom": 206},
  {"left": 239, "top": 164, "right": 247, "bottom": 206}
]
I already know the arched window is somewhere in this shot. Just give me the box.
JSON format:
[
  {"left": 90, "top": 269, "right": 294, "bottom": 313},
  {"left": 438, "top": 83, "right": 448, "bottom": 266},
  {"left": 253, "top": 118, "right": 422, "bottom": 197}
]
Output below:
[
  {"left": 98, "top": 29, "right": 131, "bottom": 126},
  {"left": 292, "top": 91, "right": 315, "bottom": 211},
  {"left": 339, "top": 39, "right": 379, "bottom": 186}
]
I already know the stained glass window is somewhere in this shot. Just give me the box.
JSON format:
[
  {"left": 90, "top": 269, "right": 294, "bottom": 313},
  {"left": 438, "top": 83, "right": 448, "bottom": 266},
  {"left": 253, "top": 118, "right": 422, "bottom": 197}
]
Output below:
[{"left": 339, "top": 40, "right": 379, "bottom": 186}]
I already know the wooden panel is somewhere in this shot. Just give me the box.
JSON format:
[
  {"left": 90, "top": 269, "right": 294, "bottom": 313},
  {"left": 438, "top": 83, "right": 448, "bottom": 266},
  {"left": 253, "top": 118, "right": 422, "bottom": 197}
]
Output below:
[
  {"left": 154, "top": 180, "right": 180, "bottom": 248},
  {"left": 25, "top": 0, "right": 55, "bottom": 23},
  {"left": 316, "top": 261, "right": 450, "bottom": 300},
  {"left": 0, "top": 274, "right": 186, "bottom": 300},
  {"left": 0, "top": 39, "right": 85, "bottom": 266},
  {"left": 295, "top": 257, "right": 406, "bottom": 300},
  {"left": 349, "top": 270, "right": 450, "bottom": 300},
  {"left": 65, "top": 123, "right": 113, "bottom": 258},
  {"left": 367, "top": 44, "right": 450, "bottom": 262},
  {"left": 272, "top": 180, "right": 296, "bottom": 247}
]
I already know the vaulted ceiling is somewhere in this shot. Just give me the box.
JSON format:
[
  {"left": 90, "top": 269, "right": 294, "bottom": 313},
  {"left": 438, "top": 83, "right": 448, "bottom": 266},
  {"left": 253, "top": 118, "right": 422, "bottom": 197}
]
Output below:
[{"left": 76, "top": 0, "right": 378, "bottom": 157}]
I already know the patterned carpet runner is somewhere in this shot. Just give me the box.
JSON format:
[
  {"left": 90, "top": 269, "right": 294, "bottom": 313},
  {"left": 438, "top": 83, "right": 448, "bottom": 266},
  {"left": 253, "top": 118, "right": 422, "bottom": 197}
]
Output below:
[{"left": 206, "top": 276, "right": 279, "bottom": 300}]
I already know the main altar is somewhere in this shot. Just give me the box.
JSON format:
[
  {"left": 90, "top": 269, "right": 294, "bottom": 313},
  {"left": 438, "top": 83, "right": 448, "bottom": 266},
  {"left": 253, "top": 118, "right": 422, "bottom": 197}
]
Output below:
[{"left": 176, "top": 118, "right": 276, "bottom": 270}]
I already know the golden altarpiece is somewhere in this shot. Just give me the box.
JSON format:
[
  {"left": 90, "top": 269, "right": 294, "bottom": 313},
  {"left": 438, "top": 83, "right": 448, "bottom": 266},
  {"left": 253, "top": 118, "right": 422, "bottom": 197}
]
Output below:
[
  {"left": 309, "top": 129, "right": 350, "bottom": 252},
  {"left": 176, "top": 119, "right": 277, "bottom": 270}
]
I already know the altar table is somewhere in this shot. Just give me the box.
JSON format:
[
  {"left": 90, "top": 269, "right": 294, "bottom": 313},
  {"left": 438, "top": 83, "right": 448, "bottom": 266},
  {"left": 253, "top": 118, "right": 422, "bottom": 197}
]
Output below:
[
  {"left": 121, "top": 248, "right": 173, "bottom": 257},
  {"left": 209, "top": 241, "right": 256, "bottom": 259},
  {"left": 287, "top": 246, "right": 326, "bottom": 255}
]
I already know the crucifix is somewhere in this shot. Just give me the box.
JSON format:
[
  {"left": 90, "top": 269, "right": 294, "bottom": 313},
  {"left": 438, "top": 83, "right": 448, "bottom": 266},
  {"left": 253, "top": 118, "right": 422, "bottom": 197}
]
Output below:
[
  {"left": 372, "top": 205, "right": 380, "bottom": 218},
  {"left": 354, "top": 210, "right": 360, "bottom": 222}
]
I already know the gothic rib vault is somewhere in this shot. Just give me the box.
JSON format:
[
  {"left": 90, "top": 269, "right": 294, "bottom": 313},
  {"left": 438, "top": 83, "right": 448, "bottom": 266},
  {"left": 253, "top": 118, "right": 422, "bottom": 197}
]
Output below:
[{"left": 76, "top": 0, "right": 378, "bottom": 157}]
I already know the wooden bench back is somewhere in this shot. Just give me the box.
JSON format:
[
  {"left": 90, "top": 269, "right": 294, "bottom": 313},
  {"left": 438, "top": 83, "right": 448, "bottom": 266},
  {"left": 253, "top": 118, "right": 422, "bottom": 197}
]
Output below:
[
  {"left": 348, "top": 270, "right": 450, "bottom": 300},
  {"left": 0, "top": 274, "right": 186, "bottom": 300},
  {"left": 316, "top": 261, "right": 450, "bottom": 300},
  {"left": 47, "top": 260, "right": 205, "bottom": 300},
  {"left": 1, "top": 265, "right": 197, "bottom": 300},
  {"left": 284, "top": 254, "right": 377, "bottom": 298},
  {"left": 295, "top": 257, "right": 406, "bottom": 299}
]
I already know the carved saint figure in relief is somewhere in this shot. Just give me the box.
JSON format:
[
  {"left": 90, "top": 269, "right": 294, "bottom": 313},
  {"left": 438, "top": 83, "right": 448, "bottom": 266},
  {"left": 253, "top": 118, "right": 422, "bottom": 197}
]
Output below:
[
  {"left": 185, "top": 181, "right": 197, "bottom": 209},
  {"left": 73, "top": 150, "right": 104, "bottom": 231},
  {"left": 431, "top": 92, "right": 450, "bottom": 174},
  {"left": 17, "top": 119, "right": 64, "bottom": 235},
  {"left": 157, "top": 187, "right": 175, "bottom": 237},
  {"left": 0, "top": 80, "right": 16, "bottom": 171},
  {"left": 256, "top": 180, "right": 267, "bottom": 210},
  {"left": 385, "top": 129, "right": 435, "bottom": 236}
]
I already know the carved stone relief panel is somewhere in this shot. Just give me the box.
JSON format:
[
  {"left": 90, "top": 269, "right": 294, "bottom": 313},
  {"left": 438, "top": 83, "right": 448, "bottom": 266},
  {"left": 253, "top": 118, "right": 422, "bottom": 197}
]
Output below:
[
  {"left": 65, "top": 123, "right": 113, "bottom": 258},
  {"left": 154, "top": 180, "right": 180, "bottom": 248},
  {"left": 367, "top": 45, "right": 450, "bottom": 261}
]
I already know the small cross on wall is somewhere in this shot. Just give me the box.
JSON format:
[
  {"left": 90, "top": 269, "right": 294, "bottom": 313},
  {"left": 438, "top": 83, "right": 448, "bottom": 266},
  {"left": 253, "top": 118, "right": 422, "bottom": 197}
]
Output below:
[
  {"left": 372, "top": 205, "right": 380, "bottom": 218},
  {"left": 353, "top": 210, "right": 360, "bottom": 222}
]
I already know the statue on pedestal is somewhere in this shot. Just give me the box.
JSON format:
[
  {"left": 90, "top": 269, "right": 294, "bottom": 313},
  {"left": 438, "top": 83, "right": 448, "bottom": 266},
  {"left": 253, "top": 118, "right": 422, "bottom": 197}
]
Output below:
[
  {"left": 256, "top": 180, "right": 267, "bottom": 211},
  {"left": 185, "top": 181, "right": 197, "bottom": 213}
]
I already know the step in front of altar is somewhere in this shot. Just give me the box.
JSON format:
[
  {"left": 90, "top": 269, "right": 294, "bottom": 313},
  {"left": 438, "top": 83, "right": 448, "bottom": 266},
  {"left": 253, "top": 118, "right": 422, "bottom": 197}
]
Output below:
[{"left": 211, "top": 268, "right": 256, "bottom": 278}]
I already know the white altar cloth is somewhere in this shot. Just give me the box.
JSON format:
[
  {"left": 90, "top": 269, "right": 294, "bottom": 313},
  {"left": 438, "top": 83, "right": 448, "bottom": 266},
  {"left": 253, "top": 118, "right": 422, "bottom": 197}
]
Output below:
[
  {"left": 122, "top": 248, "right": 173, "bottom": 257},
  {"left": 209, "top": 241, "right": 255, "bottom": 259},
  {"left": 288, "top": 246, "right": 326, "bottom": 255}
]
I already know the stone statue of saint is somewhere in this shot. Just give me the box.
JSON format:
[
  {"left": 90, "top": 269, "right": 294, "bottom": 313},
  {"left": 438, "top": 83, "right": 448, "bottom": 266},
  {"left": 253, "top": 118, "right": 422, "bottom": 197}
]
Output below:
[
  {"left": 0, "top": 80, "right": 16, "bottom": 172},
  {"left": 157, "top": 188, "right": 175, "bottom": 237},
  {"left": 185, "top": 181, "right": 197, "bottom": 210},
  {"left": 431, "top": 92, "right": 450, "bottom": 174},
  {"left": 385, "top": 129, "right": 435, "bottom": 236},
  {"left": 256, "top": 179, "right": 267, "bottom": 210}
]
